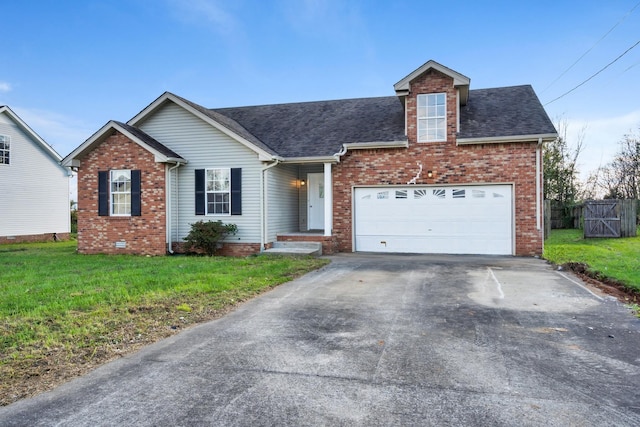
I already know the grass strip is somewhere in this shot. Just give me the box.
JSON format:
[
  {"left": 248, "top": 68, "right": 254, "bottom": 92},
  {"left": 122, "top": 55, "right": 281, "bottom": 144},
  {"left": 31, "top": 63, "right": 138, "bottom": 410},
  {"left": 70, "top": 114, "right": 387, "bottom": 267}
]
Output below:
[
  {"left": 0, "top": 240, "right": 329, "bottom": 405},
  {"left": 544, "top": 228, "right": 640, "bottom": 293}
]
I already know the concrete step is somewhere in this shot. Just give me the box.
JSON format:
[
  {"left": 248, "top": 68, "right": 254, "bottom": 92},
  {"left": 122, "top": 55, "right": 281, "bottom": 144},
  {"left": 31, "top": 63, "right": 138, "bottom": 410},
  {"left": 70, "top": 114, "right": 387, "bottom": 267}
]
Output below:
[{"left": 263, "top": 241, "right": 322, "bottom": 257}]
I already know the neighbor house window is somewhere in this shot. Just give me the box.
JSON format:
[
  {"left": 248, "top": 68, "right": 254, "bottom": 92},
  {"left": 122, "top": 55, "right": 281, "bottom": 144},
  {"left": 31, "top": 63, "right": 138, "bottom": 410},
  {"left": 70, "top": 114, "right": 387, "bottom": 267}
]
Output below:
[
  {"left": 417, "top": 93, "right": 446, "bottom": 142},
  {"left": 195, "top": 168, "right": 242, "bottom": 216},
  {"left": 206, "top": 168, "right": 230, "bottom": 215},
  {"left": 98, "top": 170, "right": 141, "bottom": 217},
  {"left": 111, "top": 170, "right": 132, "bottom": 215},
  {"left": 0, "top": 135, "right": 9, "bottom": 165}
]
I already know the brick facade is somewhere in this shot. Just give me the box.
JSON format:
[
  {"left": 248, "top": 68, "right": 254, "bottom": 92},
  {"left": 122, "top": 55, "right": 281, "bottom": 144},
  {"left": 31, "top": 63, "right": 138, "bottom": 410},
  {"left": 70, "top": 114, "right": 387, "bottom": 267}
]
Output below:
[
  {"left": 332, "top": 69, "right": 543, "bottom": 256},
  {"left": 77, "top": 131, "right": 167, "bottom": 255}
]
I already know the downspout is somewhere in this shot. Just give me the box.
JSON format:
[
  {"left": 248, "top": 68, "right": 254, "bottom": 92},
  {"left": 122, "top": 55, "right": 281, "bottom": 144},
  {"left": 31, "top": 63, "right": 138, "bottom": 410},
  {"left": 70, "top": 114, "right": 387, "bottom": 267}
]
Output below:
[
  {"left": 167, "top": 162, "right": 184, "bottom": 254},
  {"left": 260, "top": 159, "right": 280, "bottom": 252},
  {"left": 536, "top": 138, "right": 542, "bottom": 233}
]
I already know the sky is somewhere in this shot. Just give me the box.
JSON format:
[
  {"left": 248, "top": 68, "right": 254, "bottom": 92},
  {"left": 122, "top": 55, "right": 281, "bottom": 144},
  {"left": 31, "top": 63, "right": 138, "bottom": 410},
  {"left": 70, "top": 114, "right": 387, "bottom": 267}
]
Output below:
[{"left": 2, "top": 0, "right": 640, "bottom": 192}]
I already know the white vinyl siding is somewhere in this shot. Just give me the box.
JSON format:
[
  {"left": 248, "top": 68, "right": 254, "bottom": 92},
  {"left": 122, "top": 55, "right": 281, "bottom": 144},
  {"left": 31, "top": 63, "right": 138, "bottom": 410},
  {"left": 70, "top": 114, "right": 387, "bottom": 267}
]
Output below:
[
  {"left": 266, "top": 164, "right": 299, "bottom": 243},
  {"left": 417, "top": 93, "right": 446, "bottom": 142},
  {"left": 138, "top": 102, "right": 263, "bottom": 244},
  {"left": 0, "top": 112, "right": 70, "bottom": 237}
]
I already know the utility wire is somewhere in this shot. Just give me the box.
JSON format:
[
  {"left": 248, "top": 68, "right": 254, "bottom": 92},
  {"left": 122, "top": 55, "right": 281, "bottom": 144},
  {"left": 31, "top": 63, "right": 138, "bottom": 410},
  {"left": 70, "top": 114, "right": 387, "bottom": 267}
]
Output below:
[
  {"left": 544, "top": 39, "right": 640, "bottom": 106},
  {"left": 540, "top": 0, "right": 640, "bottom": 94}
]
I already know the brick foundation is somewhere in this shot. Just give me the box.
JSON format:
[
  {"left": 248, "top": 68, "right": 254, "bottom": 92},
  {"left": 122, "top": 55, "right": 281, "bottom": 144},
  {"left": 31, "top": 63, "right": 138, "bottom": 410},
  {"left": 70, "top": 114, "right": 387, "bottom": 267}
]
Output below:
[
  {"left": 0, "top": 232, "right": 71, "bottom": 244},
  {"left": 170, "top": 241, "right": 262, "bottom": 257}
]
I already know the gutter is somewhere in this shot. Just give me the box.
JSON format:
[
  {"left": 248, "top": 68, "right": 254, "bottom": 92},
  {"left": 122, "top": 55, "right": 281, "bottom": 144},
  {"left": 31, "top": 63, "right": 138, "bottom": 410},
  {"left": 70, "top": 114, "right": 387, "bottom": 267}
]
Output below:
[
  {"left": 536, "top": 137, "right": 543, "bottom": 234},
  {"left": 333, "top": 140, "right": 408, "bottom": 161},
  {"left": 260, "top": 159, "right": 280, "bottom": 252},
  {"left": 456, "top": 133, "right": 558, "bottom": 145}
]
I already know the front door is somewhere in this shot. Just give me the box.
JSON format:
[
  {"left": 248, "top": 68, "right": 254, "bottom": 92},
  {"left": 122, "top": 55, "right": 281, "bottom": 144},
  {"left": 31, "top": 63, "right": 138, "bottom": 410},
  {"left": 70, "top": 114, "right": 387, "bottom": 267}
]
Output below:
[{"left": 307, "top": 173, "right": 325, "bottom": 230}]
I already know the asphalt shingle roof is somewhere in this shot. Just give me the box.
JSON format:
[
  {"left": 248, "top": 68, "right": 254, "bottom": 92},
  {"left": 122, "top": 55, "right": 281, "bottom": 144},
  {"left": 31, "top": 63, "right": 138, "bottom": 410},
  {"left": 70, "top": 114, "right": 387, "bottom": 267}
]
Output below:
[
  {"left": 213, "top": 96, "right": 407, "bottom": 158},
  {"left": 458, "top": 85, "right": 557, "bottom": 139},
  {"left": 164, "top": 85, "right": 555, "bottom": 158}
]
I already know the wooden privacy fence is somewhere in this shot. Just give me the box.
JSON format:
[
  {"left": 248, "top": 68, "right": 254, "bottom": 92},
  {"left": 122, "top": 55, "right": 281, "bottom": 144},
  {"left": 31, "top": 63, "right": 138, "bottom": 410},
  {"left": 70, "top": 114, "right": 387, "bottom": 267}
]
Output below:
[
  {"left": 544, "top": 199, "right": 638, "bottom": 239},
  {"left": 583, "top": 200, "right": 637, "bottom": 238}
]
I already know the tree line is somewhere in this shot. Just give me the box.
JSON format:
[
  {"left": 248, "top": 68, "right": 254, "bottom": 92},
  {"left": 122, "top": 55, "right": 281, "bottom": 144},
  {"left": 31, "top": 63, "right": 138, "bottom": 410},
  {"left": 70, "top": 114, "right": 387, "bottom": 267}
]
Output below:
[{"left": 544, "top": 119, "right": 640, "bottom": 205}]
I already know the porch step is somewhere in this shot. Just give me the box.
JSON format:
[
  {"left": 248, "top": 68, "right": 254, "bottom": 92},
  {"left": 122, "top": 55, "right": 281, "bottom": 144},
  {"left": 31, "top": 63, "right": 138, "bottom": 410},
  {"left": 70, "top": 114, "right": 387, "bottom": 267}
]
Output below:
[{"left": 263, "top": 241, "right": 322, "bottom": 257}]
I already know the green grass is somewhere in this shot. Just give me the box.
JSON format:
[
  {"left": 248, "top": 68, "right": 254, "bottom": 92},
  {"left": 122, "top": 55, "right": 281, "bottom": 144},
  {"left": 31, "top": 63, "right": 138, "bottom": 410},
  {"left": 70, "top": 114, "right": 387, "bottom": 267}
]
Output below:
[
  {"left": 0, "top": 240, "right": 329, "bottom": 404},
  {"left": 544, "top": 227, "right": 640, "bottom": 292}
]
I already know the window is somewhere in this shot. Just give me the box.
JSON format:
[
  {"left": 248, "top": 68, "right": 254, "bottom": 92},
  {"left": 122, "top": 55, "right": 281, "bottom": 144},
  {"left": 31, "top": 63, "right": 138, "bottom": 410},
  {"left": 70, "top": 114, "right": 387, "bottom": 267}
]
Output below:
[
  {"left": 432, "top": 189, "right": 446, "bottom": 199},
  {"left": 206, "top": 168, "right": 230, "bottom": 215},
  {"left": 98, "top": 170, "right": 141, "bottom": 217},
  {"left": 452, "top": 189, "right": 466, "bottom": 198},
  {"left": 195, "top": 168, "right": 242, "bottom": 216},
  {"left": 417, "top": 93, "right": 446, "bottom": 142},
  {"left": 414, "top": 189, "right": 428, "bottom": 199},
  {"left": 0, "top": 135, "right": 9, "bottom": 165},
  {"left": 111, "top": 170, "right": 132, "bottom": 215}
]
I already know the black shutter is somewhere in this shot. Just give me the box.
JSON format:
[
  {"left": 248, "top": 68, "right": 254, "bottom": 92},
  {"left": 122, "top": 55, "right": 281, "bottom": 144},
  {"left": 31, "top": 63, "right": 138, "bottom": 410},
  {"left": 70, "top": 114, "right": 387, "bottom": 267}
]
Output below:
[
  {"left": 131, "top": 170, "right": 141, "bottom": 216},
  {"left": 195, "top": 169, "right": 205, "bottom": 215},
  {"left": 98, "top": 171, "right": 109, "bottom": 216},
  {"left": 231, "top": 168, "right": 242, "bottom": 215}
]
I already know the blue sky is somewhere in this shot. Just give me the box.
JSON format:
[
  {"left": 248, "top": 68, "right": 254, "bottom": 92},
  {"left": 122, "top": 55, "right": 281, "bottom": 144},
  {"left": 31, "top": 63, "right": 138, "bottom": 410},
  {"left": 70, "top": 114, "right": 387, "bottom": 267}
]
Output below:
[{"left": 2, "top": 0, "right": 639, "bottom": 181}]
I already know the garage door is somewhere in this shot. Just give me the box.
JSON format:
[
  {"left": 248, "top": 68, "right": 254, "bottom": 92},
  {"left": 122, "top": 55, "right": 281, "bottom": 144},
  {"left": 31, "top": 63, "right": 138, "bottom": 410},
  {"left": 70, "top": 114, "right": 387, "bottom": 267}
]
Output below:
[{"left": 354, "top": 185, "right": 512, "bottom": 255}]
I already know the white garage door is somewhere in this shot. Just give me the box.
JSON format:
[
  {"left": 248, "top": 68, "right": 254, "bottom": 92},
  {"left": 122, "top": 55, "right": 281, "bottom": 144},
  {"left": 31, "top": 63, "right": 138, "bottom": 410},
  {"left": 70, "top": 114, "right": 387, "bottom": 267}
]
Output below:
[{"left": 354, "top": 185, "right": 512, "bottom": 255}]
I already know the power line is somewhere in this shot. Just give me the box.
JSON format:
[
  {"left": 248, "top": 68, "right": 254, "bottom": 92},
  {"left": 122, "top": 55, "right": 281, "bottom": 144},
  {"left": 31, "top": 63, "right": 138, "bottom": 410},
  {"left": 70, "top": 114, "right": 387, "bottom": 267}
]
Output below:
[
  {"left": 544, "top": 39, "right": 640, "bottom": 106},
  {"left": 540, "top": 0, "right": 640, "bottom": 94}
]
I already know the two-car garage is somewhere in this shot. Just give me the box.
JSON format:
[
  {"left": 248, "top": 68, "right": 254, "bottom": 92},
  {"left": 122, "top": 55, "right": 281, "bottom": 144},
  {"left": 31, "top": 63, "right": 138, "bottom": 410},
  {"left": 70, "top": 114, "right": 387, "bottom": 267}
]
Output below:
[{"left": 354, "top": 185, "right": 513, "bottom": 255}]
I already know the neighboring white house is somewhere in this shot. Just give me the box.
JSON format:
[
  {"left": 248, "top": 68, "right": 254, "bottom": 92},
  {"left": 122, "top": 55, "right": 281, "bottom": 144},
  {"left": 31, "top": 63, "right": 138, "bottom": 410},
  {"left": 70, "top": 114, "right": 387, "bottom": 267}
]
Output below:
[{"left": 0, "top": 106, "right": 71, "bottom": 243}]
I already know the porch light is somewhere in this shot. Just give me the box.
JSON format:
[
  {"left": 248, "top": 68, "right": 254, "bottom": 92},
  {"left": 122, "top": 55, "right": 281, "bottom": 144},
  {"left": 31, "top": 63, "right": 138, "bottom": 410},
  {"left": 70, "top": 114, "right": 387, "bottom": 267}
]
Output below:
[
  {"left": 300, "top": 179, "right": 306, "bottom": 186},
  {"left": 427, "top": 170, "right": 433, "bottom": 178}
]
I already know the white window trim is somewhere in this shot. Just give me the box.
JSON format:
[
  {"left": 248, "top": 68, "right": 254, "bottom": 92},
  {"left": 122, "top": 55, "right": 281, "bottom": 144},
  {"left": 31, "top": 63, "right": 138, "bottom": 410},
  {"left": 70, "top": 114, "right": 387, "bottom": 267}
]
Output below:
[
  {"left": 417, "top": 93, "right": 447, "bottom": 143},
  {"left": 0, "top": 134, "right": 10, "bottom": 165},
  {"left": 110, "top": 169, "right": 132, "bottom": 216},
  {"left": 206, "top": 167, "right": 231, "bottom": 216}
]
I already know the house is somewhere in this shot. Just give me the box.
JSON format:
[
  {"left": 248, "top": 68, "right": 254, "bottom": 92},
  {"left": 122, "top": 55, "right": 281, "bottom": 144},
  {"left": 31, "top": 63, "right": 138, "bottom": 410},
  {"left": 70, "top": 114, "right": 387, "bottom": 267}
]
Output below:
[
  {"left": 0, "top": 106, "right": 71, "bottom": 244},
  {"left": 62, "top": 60, "right": 557, "bottom": 256}
]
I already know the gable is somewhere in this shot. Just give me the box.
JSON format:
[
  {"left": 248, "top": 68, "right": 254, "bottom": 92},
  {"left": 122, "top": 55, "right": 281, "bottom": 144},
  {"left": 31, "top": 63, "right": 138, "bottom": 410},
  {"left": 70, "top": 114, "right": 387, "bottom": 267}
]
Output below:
[
  {"left": 62, "top": 121, "right": 186, "bottom": 168},
  {"left": 394, "top": 60, "right": 470, "bottom": 105},
  {"left": 128, "top": 93, "right": 276, "bottom": 161},
  {"left": 0, "top": 106, "right": 66, "bottom": 168}
]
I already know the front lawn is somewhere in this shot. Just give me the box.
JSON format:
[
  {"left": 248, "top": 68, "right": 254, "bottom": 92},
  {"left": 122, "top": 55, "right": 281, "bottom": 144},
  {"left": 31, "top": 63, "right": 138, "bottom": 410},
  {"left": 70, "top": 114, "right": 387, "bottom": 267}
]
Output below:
[
  {"left": 544, "top": 228, "right": 640, "bottom": 293},
  {"left": 0, "top": 240, "right": 329, "bottom": 406}
]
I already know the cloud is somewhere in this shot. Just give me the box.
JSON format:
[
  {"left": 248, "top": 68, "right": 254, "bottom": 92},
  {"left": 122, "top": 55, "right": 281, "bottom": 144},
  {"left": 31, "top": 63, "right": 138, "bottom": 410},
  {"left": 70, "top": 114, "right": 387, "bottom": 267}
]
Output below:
[
  {"left": 0, "top": 81, "right": 11, "bottom": 93},
  {"left": 166, "top": 0, "right": 238, "bottom": 36}
]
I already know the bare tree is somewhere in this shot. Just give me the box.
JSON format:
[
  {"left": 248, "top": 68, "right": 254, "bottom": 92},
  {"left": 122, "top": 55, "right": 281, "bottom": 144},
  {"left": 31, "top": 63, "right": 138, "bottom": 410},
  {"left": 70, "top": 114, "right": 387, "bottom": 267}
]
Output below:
[
  {"left": 596, "top": 128, "right": 640, "bottom": 199},
  {"left": 543, "top": 117, "right": 585, "bottom": 204}
]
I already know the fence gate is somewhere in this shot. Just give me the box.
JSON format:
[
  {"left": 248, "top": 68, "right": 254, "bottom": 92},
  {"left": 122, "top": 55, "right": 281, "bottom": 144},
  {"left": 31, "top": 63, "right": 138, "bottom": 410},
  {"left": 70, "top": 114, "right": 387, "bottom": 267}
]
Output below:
[{"left": 584, "top": 201, "right": 621, "bottom": 238}]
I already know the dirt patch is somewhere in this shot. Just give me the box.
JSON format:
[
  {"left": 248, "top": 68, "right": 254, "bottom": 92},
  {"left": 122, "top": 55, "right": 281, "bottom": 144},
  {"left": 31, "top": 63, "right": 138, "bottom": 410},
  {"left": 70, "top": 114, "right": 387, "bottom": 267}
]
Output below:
[{"left": 563, "top": 262, "right": 640, "bottom": 304}]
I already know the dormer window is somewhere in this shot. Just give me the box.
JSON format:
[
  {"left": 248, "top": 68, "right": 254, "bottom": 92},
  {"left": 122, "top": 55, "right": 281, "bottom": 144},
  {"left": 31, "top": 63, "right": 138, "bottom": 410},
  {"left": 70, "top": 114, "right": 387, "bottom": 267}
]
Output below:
[{"left": 417, "top": 93, "right": 446, "bottom": 142}]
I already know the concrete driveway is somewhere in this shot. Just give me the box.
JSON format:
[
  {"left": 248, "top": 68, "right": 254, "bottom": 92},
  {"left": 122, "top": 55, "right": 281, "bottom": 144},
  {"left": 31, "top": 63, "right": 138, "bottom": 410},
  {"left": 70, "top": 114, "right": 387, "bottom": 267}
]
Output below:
[{"left": 2, "top": 254, "right": 640, "bottom": 426}]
